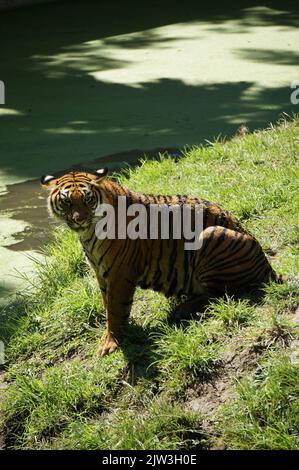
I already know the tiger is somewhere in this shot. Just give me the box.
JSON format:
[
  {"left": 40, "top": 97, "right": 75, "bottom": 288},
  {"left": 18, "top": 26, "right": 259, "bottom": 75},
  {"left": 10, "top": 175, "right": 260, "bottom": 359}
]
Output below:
[{"left": 41, "top": 168, "right": 283, "bottom": 356}]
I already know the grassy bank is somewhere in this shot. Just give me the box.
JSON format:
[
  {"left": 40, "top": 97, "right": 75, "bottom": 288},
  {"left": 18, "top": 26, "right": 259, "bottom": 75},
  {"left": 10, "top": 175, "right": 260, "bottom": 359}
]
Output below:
[{"left": 0, "top": 117, "right": 298, "bottom": 449}]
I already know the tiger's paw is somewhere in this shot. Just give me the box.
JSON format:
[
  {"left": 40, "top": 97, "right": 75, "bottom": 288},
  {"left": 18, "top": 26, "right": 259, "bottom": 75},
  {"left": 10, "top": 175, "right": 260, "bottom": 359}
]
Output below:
[{"left": 98, "top": 333, "right": 119, "bottom": 357}]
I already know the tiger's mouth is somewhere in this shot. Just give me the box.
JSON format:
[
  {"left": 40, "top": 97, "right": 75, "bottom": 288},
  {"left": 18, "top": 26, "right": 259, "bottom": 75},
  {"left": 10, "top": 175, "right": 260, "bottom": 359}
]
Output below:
[
  {"left": 51, "top": 204, "right": 96, "bottom": 231},
  {"left": 66, "top": 220, "right": 92, "bottom": 231}
]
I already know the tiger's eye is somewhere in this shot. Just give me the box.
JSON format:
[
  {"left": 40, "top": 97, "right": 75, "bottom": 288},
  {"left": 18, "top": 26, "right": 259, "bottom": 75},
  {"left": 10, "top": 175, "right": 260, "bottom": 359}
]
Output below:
[
  {"left": 85, "top": 191, "right": 95, "bottom": 204},
  {"left": 60, "top": 193, "right": 71, "bottom": 205}
]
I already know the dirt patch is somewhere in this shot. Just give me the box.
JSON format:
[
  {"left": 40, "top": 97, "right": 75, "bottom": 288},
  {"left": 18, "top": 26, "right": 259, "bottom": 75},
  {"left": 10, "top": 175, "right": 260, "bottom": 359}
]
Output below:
[
  {"left": 186, "top": 310, "right": 299, "bottom": 449},
  {"left": 291, "top": 307, "right": 299, "bottom": 324},
  {"left": 185, "top": 345, "right": 263, "bottom": 448}
]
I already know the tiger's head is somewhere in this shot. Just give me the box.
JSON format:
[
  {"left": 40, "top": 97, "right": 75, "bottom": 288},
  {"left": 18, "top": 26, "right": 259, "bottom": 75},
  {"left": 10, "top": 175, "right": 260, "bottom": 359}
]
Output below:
[{"left": 41, "top": 168, "right": 108, "bottom": 231}]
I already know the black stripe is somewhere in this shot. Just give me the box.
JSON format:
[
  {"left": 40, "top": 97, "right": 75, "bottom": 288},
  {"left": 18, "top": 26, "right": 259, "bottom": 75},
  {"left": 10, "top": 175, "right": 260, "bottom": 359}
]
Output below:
[
  {"left": 208, "top": 252, "right": 267, "bottom": 283},
  {"left": 204, "top": 233, "right": 248, "bottom": 271},
  {"left": 166, "top": 239, "right": 179, "bottom": 296},
  {"left": 97, "top": 242, "right": 113, "bottom": 266},
  {"left": 217, "top": 212, "right": 229, "bottom": 228},
  {"left": 205, "top": 226, "right": 217, "bottom": 247},
  {"left": 90, "top": 233, "right": 99, "bottom": 252},
  {"left": 128, "top": 190, "right": 134, "bottom": 205},
  {"left": 167, "top": 239, "right": 178, "bottom": 282},
  {"left": 84, "top": 231, "right": 96, "bottom": 245},
  {"left": 151, "top": 241, "right": 163, "bottom": 291},
  {"left": 166, "top": 273, "right": 178, "bottom": 297},
  {"left": 183, "top": 249, "right": 192, "bottom": 293},
  {"left": 210, "top": 262, "right": 266, "bottom": 287},
  {"left": 200, "top": 199, "right": 212, "bottom": 228},
  {"left": 206, "top": 243, "right": 258, "bottom": 273}
]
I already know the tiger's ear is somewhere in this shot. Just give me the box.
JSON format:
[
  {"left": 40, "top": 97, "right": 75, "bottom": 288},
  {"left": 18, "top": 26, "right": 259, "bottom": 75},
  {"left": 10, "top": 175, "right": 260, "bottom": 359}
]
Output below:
[
  {"left": 94, "top": 168, "right": 108, "bottom": 179},
  {"left": 40, "top": 175, "right": 57, "bottom": 188}
]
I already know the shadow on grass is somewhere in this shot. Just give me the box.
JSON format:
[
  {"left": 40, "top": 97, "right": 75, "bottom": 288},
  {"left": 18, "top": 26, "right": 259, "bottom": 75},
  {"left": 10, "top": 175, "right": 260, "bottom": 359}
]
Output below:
[
  {"left": 0, "top": 283, "right": 16, "bottom": 301},
  {"left": 0, "top": 294, "right": 32, "bottom": 347},
  {"left": 120, "top": 321, "right": 161, "bottom": 384},
  {"left": 166, "top": 287, "right": 268, "bottom": 324}
]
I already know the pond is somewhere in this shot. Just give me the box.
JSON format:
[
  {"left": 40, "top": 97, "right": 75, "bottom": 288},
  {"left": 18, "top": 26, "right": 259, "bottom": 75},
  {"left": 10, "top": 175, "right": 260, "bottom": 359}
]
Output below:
[{"left": 0, "top": 0, "right": 298, "bottom": 300}]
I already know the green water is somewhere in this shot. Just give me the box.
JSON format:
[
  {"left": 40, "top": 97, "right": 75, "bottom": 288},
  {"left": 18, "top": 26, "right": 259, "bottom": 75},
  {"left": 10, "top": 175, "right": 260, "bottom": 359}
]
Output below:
[{"left": 0, "top": 0, "right": 298, "bottom": 299}]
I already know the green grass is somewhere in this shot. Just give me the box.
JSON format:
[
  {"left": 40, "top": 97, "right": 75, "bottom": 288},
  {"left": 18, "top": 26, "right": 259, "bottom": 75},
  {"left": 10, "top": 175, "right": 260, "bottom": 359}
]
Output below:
[
  {"left": 218, "top": 352, "right": 299, "bottom": 450},
  {"left": 0, "top": 117, "right": 298, "bottom": 449},
  {"left": 154, "top": 321, "right": 222, "bottom": 392},
  {"left": 51, "top": 398, "right": 203, "bottom": 450}
]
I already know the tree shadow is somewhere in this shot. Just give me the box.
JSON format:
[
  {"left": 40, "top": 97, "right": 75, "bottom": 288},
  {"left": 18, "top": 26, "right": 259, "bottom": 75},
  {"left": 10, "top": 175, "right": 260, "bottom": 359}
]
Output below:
[
  {"left": 1, "top": 0, "right": 298, "bottom": 182},
  {"left": 235, "top": 49, "right": 299, "bottom": 66},
  {"left": 0, "top": 0, "right": 298, "bottom": 292},
  {"left": 1, "top": 74, "right": 296, "bottom": 254},
  {"left": 1, "top": 76, "right": 296, "bottom": 180}
]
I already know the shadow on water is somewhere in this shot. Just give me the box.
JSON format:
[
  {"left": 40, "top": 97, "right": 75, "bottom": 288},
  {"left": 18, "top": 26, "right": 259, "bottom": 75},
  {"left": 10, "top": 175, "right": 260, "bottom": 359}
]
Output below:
[
  {"left": 0, "top": 0, "right": 298, "bottom": 278},
  {"left": 1, "top": 79, "right": 297, "bottom": 251},
  {"left": 0, "top": 0, "right": 298, "bottom": 181},
  {"left": 235, "top": 49, "right": 299, "bottom": 66}
]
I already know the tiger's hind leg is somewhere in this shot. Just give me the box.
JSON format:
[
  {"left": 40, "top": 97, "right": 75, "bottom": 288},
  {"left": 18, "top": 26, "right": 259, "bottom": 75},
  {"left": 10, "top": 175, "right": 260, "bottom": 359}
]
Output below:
[{"left": 194, "top": 226, "right": 276, "bottom": 294}]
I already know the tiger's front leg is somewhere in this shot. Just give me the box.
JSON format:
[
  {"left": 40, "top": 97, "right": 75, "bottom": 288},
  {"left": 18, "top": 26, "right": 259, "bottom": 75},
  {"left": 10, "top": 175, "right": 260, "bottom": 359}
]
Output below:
[{"left": 98, "top": 278, "right": 136, "bottom": 357}]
